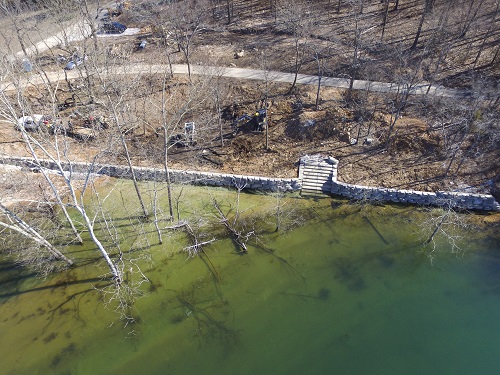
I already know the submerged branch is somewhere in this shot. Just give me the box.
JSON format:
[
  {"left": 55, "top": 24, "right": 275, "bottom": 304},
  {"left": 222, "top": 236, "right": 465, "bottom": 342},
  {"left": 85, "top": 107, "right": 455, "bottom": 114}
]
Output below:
[{"left": 212, "top": 198, "right": 248, "bottom": 254}]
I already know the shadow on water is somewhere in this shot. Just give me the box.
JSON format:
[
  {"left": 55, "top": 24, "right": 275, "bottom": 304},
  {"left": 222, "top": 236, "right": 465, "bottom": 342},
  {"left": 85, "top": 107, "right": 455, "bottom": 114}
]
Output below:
[
  {"left": 473, "top": 237, "right": 500, "bottom": 295},
  {"left": 165, "top": 278, "right": 241, "bottom": 355},
  {"left": 0, "top": 276, "right": 108, "bottom": 300},
  {"left": 279, "top": 287, "right": 331, "bottom": 302},
  {"left": 0, "top": 266, "right": 38, "bottom": 298},
  {"left": 377, "top": 253, "right": 395, "bottom": 268},
  {"left": 2, "top": 180, "right": 498, "bottom": 375},
  {"left": 176, "top": 294, "right": 241, "bottom": 353},
  {"left": 252, "top": 242, "right": 306, "bottom": 284},
  {"left": 42, "top": 286, "right": 107, "bottom": 331},
  {"left": 50, "top": 342, "right": 78, "bottom": 369},
  {"left": 332, "top": 257, "right": 367, "bottom": 292}
]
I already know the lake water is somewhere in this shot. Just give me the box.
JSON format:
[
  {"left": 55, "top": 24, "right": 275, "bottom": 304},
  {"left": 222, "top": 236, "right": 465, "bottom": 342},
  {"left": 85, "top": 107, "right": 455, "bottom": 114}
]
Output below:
[{"left": 1, "top": 184, "right": 499, "bottom": 375}]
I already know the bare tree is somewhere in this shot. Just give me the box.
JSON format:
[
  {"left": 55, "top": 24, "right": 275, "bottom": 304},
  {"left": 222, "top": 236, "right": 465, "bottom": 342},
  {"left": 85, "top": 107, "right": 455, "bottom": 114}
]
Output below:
[
  {"left": 275, "top": 0, "right": 311, "bottom": 94},
  {"left": 421, "top": 199, "right": 472, "bottom": 264},
  {"left": 308, "top": 43, "right": 331, "bottom": 110},
  {"left": 0, "top": 0, "right": 31, "bottom": 57},
  {"left": 93, "top": 64, "right": 150, "bottom": 219},
  {"left": 210, "top": 72, "right": 229, "bottom": 148},
  {"left": 473, "top": 0, "right": 500, "bottom": 68},
  {"left": 459, "top": 0, "right": 486, "bottom": 39},
  {"left": 347, "top": 14, "right": 362, "bottom": 102},
  {"left": 211, "top": 179, "right": 256, "bottom": 254},
  {"left": 0, "top": 202, "right": 74, "bottom": 267},
  {"left": 167, "top": 0, "right": 209, "bottom": 80},
  {"left": 380, "top": 0, "right": 390, "bottom": 41},
  {"left": 383, "top": 46, "right": 425, "bottom": 147},
  {"left": 226, "top": 0, "right": 234, "bottom": 24},
  {"left": 411, "top": 0, "right": 434, "bottom": 50},
  {"left": 154, "top": 70, "right": 213, "bottom": 221},
  {"left": 0, "top": 75, "right": 84, "bottom": 244},
  {"left": 0, "top": 76, "right": 122, "bottom": 282}
]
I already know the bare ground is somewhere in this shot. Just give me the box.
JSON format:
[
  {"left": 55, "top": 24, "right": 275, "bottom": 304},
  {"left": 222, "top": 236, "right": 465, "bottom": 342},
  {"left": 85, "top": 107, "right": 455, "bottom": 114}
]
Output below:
[
  {"left": 1, "top": 77, "right": 498, "bottom": 196},
  {"left": 1, "top": 0, "right": 499, "bottom": 204}
]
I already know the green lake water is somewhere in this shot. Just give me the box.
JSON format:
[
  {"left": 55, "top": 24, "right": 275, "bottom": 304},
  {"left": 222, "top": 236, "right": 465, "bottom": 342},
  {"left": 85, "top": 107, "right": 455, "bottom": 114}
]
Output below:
[{"left": 1, "top": 183, "right": 499, "bottom": 375}]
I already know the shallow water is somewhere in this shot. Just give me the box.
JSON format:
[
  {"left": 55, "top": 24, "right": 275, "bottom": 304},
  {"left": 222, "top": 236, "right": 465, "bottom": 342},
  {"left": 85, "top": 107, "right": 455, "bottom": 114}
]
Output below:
[{"left": 1, "top": 185, "right": 499, "bottom": 375}]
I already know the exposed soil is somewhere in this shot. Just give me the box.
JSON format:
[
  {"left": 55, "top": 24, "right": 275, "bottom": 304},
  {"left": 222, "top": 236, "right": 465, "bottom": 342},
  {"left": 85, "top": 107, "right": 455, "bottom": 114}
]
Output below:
[
  {"left": 1, "top": 0, "right": 499, "bottom": 205},
  {"left": 1, "top": 77, "right": 498, "bottom": 196}
]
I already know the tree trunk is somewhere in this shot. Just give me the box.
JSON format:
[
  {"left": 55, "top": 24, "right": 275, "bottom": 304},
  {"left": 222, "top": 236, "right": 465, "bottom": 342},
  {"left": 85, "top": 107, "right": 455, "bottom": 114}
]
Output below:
[
  {"left": 444, "top": 130, "right": 468, "bottom": 178},
  {"left": 288, "top": 37, "right": 302, "bottom": 94},
  {"left": 163, "top": 126, "right": 174, "bottom": 221},
  {"left": 226, "top": 0, "right": 232, "bottom": 24},
  {"left": 153, "top": 178, "right": 163, "bottom": 244},
  {"left": 423, "top": 214, "right": 446, "bottom": 246},
  {"left": 381, "top": 0, "right": 390, "bottom": 41},
  {"left": 266, "top": 110, "right": 270, "bottom": 150},
  {"left": 182, "top": 46, "right": 192, "bottom": 81},
  {"left": 315, "top": 74, "right": 322, "bottom": 110},
  {"left": 0, "top": 204, "right": 74, "bottom": 266},
  {"left": 216, "top": 92, "right": 224, "bottom": 148},
  {"left": 19, "top": 131, "right": 83, "bottom": 244},
  {"left": 161, "top": 76, "right": 174, "bottom": 221},
  {"left": 473, "top": 1, "right": 499, "bottom": 67},
  {"left": 78, "top": 203, "right": 122, "bottom": 282},
  {"left": 490, "top": 43, "right": 500, "bottom": 66},
  {"left": 411, "top": 0, "right": 431, "bottom": 50},
  {"left": 110, "top": 108, "right": 149, "bottom": 219},
  {"left": 385, "top": 84, "right": 406, "bottom": 147},
  {"left": 348, "top": 24, "right": 361, "bottom": 101},
  {"left": 459, "top": 0, "right": 484, "bottom": 39}
]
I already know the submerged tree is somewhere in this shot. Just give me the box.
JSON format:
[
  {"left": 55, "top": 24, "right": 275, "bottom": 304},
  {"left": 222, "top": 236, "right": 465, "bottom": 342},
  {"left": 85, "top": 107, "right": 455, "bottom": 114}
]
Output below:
[
  {"left": 0, "top": 77, "right": 122, "bottom": 282},
  {"left": 0, "top": 202, "right": 74, "bottom": 271},
  {"left": 421, "top": 199, "right": 472, "bottom": 264}
]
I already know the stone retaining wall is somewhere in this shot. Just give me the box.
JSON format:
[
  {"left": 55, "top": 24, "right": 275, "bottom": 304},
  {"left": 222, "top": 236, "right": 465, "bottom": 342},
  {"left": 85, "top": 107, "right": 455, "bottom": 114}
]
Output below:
[
  {"left": 1, "top": 155, "right": 498, "bottom": 211},
  {"left": 318, "top": 156, "right": 498, "bottom": 211},
  {"left": 330, "top": 181, "right": 499, "bottom": 211},
  {"left": 0, "top": 156, "right": 302, "bottom": 192}
]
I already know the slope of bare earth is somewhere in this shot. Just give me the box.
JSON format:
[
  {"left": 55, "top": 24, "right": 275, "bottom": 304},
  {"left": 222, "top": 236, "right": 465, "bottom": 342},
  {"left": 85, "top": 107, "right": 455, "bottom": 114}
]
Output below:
[
  {"left": 1, "top": 77, "right": 498, "bottom": 196},
  {"left": 0, "top": 0, "right": 498, "bottom": 203}
]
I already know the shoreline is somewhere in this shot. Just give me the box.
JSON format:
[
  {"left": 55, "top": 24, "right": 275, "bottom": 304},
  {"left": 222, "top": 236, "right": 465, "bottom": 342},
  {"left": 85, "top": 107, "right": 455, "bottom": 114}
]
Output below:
[{"left": 1, "top": 155, "right": 498, "bottom": 212}]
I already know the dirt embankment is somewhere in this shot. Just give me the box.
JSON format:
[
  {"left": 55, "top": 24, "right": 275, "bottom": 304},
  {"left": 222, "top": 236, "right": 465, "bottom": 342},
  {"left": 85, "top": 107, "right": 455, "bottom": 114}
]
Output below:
[
  {"left": 1, "top": 79, "right": 498, "bottom": 198},
  {"left": 1, "top": 0, "right": 499, "bottom": 208}
]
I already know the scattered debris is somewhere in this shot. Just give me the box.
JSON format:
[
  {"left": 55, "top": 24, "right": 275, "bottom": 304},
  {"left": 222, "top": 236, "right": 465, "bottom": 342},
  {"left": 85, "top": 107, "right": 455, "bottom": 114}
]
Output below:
[
  {"left": 101, "top": 22, "right": 127, "bottom": 34},
  {"left": 232, "top": 108, "right": 267, "bottom": 135},
  {"left": 168, "top": 122, "right": 197, "bottom": 147},
  {"left": 363, "top": 137, "right": 373, "bottom": 146},
  {"left": 22, "top": 58, "right": 32, "bottom": 72},
  {"left": 16, "top": 115, "right": 43, "bottom": 131}
]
